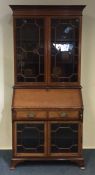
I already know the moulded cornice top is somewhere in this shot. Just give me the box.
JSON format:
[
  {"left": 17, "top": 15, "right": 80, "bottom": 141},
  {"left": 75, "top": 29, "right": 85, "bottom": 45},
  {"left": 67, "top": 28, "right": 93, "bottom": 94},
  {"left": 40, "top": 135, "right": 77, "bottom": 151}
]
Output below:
[
  {"left": 10, "top": 5, "right": 86, "bottom": 11},
  {"left": 9, "top": 5, "right": 86, "bottom": 16}
]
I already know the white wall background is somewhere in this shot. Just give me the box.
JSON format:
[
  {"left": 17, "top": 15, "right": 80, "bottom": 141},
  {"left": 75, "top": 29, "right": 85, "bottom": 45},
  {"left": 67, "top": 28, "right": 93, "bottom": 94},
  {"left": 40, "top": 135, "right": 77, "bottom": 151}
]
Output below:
[{"left": 0, "top": 0, "right": 95, "bottom": 149}]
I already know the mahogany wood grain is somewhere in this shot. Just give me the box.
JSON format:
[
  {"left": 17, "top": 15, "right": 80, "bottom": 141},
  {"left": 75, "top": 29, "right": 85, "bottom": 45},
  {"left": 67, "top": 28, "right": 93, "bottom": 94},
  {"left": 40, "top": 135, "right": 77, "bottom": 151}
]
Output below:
[
  {"left": 10, "top": 5, "right": 85, "bottom": 169},
  {"left": 12, "top": 89, "right": 83, "bottom": 109}
]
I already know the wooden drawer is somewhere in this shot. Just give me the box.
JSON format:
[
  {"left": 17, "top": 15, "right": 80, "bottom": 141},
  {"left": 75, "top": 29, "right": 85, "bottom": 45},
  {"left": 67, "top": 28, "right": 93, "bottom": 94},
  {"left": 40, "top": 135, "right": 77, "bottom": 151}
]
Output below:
[
  {"left": 15, "top": 110, "right": 47, "bottom": 120},
  {"left": 48, "top": 110, "right": 79, "bottom": 120}
]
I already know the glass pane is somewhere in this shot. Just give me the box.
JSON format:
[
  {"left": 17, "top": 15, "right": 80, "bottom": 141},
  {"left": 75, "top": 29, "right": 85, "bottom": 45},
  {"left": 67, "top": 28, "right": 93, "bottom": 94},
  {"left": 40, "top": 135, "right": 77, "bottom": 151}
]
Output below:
[
  {"left": 51, "top": 18, "right": 79, "bottom": 82},
  {"left": 16, "top": 122, "right": 44, "bottom": 153},
  {"left": 50, "top": 123, "right": 78, "bottom": 153},
  {"left": 16, "top": 18, "right": 45, "bottom": 82}
]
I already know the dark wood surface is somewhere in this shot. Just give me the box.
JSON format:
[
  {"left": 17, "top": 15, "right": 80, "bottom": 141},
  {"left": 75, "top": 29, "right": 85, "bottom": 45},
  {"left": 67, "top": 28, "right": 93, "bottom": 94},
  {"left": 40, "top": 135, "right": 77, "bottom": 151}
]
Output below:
[
  {"left": 10, "top": 5, "right": 85, "bottom": 169},
  {"left": 10, "top": 5, "right": 85, "bottom": 16}
]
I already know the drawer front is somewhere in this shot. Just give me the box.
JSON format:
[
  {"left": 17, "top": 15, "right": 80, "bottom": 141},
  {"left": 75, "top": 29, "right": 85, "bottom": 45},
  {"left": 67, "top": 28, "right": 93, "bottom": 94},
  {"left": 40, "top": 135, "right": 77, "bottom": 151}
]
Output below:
[
  {"left": 15, "top": 110, "right": 47, "bottom": 120},
  {"left": 48, "top": 110, "right": 79, "bottom": 120}
]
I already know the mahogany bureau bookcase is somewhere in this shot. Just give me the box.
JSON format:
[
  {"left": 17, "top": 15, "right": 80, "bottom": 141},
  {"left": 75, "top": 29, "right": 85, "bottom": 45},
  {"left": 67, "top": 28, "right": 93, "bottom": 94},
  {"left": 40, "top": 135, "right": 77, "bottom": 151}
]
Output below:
[{"left": 10, "top": 5, "right": 85, "bottom": 169}]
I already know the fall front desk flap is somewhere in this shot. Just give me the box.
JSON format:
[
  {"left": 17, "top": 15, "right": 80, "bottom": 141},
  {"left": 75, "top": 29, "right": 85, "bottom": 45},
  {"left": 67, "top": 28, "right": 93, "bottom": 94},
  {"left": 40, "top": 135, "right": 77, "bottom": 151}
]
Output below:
[{"left": 12, "top": 89, "right": 83, "bottom": 109}]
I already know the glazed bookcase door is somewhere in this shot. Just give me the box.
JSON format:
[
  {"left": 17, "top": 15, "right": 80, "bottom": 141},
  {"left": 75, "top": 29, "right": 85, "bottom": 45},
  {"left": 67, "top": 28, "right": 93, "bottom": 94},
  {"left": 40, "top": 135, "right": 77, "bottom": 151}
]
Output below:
[
  {"left": 48, "top": 121, "right": 81, "bottom": 156},
  {"left": 14, "top": 121, "right": 47, "bottom": 157},
  {"left": 50, "top": 18, "right": 80, "bottom": 86},
  {"left": 14, "top": 17, "right": 46, "bottom": 85}
]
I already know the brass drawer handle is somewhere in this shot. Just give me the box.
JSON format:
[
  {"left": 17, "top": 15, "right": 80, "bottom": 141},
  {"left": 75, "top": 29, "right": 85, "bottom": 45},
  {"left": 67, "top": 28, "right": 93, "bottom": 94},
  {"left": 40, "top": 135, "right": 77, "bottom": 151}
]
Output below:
[
  {"left": 27, "top": 112, "right": 35, "bottom": 118},
  {"left": 60, "top": 112, "right": 67, "bottom": 117}
]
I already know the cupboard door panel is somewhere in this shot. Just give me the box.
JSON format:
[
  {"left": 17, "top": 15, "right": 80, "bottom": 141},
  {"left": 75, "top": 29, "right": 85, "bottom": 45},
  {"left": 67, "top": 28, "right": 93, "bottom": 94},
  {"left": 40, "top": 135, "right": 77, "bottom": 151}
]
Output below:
[
  {"left": 48, "top": 121, "right": 81, "bottom": 156},
  {"left": 14, "top": 121, "right": 47, "bottom": 157}
]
